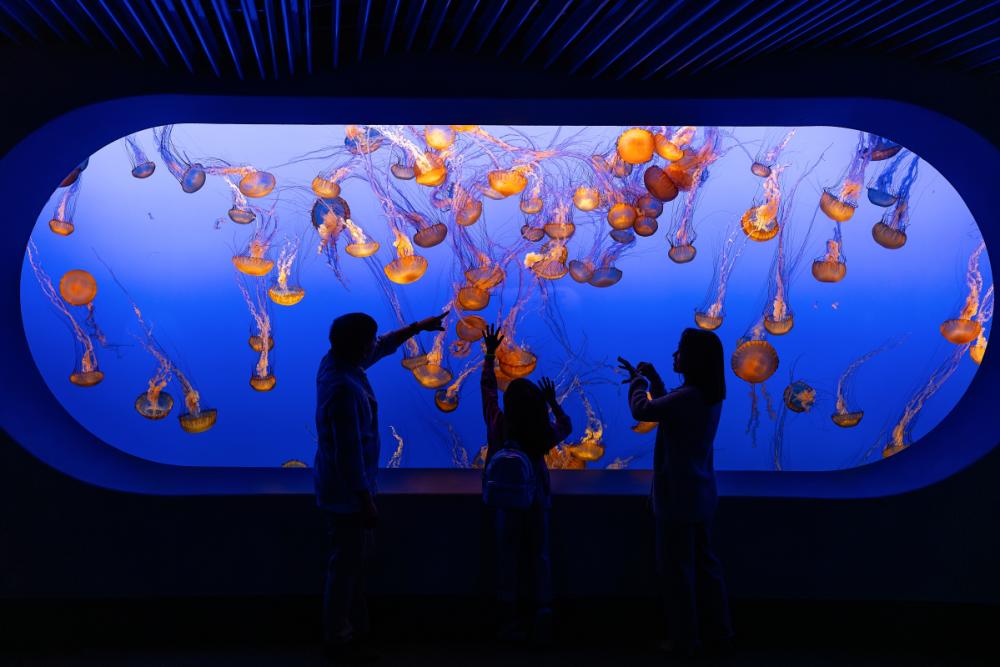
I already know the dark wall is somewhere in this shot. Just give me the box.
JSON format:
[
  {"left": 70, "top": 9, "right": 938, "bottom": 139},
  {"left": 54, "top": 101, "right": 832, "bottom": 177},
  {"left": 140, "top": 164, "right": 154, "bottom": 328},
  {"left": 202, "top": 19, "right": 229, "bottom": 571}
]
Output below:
[{"left": 1, "top": 45, "right": 998, "bottom": 604}]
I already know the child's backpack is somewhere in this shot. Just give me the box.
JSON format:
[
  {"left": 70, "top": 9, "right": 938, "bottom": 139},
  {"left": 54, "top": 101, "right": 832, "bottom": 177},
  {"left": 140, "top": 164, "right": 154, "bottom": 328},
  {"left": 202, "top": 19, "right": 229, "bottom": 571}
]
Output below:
[{"left": 482, "top": 443, "right": 536, "bottom": 510}]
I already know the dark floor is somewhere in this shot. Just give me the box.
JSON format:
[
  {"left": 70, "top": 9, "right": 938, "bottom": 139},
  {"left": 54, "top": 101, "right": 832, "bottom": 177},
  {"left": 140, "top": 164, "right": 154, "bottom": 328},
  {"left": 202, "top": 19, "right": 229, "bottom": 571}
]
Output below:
[{"left": 1, "top": 596, "right": 996, "bottom": 666}]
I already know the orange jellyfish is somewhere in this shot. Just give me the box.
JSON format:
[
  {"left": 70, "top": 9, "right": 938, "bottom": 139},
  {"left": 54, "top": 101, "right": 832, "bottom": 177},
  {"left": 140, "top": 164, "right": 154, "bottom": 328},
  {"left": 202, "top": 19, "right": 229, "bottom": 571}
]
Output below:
[
  {"left": 544, "top": 445, "right": 586, "bottom": 470},
  {"left": 453, "top": 185, "right": 483, "bottom": 226},
  {"left": 282, "top": 459, "right": 309, "bottom": 468},
  {"left": 653, "top": 125, "right": 695, "bottom": 161},
  {"left": 819, "top": 133, "right": 874, "bottom": 222},
  {"left": 455, "top": 315, "right": 488, "bottom": 342},
  {"left": 268, "top": 240, "right": 305, "bottom": 306},
  {"left": 665, "top": 171, "right": 705, "bottom": 264},
  {"left": 341, "top": 218, "right": 380, "bottom": 258},
  {"left": 59, "top": 157, "right": 88, "bottom": 187},
  {"left": 740, "top": 165, "right": 783, "bottom": 242},
  {"left": 812, "top": 228, "right": 847, "bottom": 283},
  {"left": 772, "top": 370, "right": 816, "bottom": 471},
  {"left": 232, "top": 214, "right": 277, "bottom": 276},
  {"left": 869, "top": 136, "right": 902, "bottom": 162},
  {"left": 384, "top": 229, "right": 428, "bottom": 285},
  {"left": 970, "top": 285, "right": 993, "bottom": 365},
  {"left": 573, "top": 185, "right": 600, "bottom": 211},
  {"left": 127, "top": 303, "right": 176, "bottom": 420},
  {"left": 749, "top": 129, "right": 794, "bottom": 178},
  {"left": 831, "top": 341, "right": 895, "bottom": 428},
  {"left": 617, "top": 127, "right": 655, "bottom": 165},
  {"left": 941, "top": 242, "right": 986, "bottom": 344},
  {"left": 154, "top": 125, "right": 206, "bottom": 193},
  {"left": 344, "top": 125, "right": 384, "bottom": 154},
  {"left": 225, "top": 178, "right": 256, "bottom": 225},
  {"left": 124, "top": 135, "right": 155, "bottom": 178},
  {"left": 238, "top": 276, "right": 277, "bottom": 392},
  {"left": 311, "top": 163, "right": 350, "bottom": 198},
  {"left": 425, "top": 125, "right": 456, "bottom": 151},
  {"left": 563, "top": 391, "right": 605, "bottom": 464},
  {"left": 589, "top": 233, "right": 635, "bottom": 288},
  {"left": 665, "top": 127, "right": 720, "bottom": 192},
  {"left": 47, "top": 174, "right": 84, "bottom": 236},
  {"left": 27, "top": 243, "right": 104, "bottom": 387},
  {"left": 872, "top": 155, "right": 918, "bottom": 250},
  {"left": 644, "top": 164, "right": 680, "bottom": 203},
  {"left": 543, "top": 200, "right": 576, "bottom": 241},
  {"left": 412, "top": 328, "right": 453, "bottom": 389},
  {"left": 404, "top": 211, "right": 448, "bottom": 249},
  {"left": 488, "top": 167, "right": 529, "bottom": 197},
  {"left": 694, "top": 227, "right": 745, "bottom": 330},
  {"left": 732, "top": 322, "right": 779, "bottom": 447},
  {"left": 525, "top": 241, "right": 569, "bottom": 281},
  {"left": 434, "top": 362, "right": 480, "bottom": 413},
  {"left": 879, "top": 344, "right": 965, "bottom": 459}
]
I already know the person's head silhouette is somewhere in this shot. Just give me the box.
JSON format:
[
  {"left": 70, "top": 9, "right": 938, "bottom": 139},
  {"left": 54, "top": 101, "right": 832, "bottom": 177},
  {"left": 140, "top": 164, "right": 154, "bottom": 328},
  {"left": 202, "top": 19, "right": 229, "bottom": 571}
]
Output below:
[
  {"left": 329, "top": 312, "right": 378, "bottom": 366},
  {"left": 502, "top": 378, "right": 551, "bottom": 449},
  {"left": 674, "top": 328, "right": 726, "bottom": 405}
]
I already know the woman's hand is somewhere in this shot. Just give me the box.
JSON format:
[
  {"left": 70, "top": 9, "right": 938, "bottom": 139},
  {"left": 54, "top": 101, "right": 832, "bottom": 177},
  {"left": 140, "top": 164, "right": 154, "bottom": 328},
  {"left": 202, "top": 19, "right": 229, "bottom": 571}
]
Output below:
[
  {"left": 539, "top": 377, "right": 558, "bottom": 407},
  {"left": 617, "top": 356, "right": 640, "bottom": 383},
  {"left": 415, "top": 311, "right": 448, "bottom": 332},
  {"left": 483, "top": 323, "right": 504, "bottom": 356},
  {"left": 636, "top": 361, "right": 660, "bottom": 383}
]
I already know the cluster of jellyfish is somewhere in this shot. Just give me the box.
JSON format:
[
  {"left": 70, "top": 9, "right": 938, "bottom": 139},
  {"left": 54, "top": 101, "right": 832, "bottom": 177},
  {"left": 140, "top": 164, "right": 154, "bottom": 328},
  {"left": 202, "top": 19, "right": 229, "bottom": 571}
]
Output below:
[{"left": 28, "top": 121, "right": 993, "bottom": 469}]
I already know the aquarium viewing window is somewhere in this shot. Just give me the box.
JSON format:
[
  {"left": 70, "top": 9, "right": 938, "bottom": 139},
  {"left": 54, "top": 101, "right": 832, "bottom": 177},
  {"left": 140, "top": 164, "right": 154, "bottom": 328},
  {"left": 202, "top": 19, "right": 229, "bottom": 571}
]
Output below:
[{"left": 3, "top": 96, "right": 997, "bottom": 497}]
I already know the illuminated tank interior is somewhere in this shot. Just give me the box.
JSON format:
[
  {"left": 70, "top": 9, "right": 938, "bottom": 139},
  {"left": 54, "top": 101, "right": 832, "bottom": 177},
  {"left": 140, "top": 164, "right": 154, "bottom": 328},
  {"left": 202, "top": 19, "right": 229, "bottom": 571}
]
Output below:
[{"left": 20, "top": 124, "right": 992, "bottom": 472}]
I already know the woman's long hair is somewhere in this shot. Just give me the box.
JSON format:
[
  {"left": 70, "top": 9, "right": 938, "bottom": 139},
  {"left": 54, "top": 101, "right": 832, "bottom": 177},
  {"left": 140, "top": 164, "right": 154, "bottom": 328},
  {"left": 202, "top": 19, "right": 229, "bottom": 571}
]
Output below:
[
  {"left": 679, "top": 328, "right": 726, "bottom": 405},
  {"left": 502, "top": 378, "right": 552, "bottom": 457}
]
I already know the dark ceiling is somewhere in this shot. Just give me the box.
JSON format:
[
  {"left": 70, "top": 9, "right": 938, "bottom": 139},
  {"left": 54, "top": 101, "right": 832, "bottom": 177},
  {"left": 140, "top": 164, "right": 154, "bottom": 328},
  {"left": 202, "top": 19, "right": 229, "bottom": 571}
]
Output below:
[{"left": 0, "top": 0, "right": 998, "bottom": 82}]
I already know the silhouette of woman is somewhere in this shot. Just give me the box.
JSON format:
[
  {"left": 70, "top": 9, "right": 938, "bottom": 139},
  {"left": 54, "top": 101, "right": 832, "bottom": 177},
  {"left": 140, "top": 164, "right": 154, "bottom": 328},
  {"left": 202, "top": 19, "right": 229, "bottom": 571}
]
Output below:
[
  {"left": 482, "top": 323, "right": 571, "bottom": 643},
  {"left": 619, "top": 328, "right": 733, "bottom": 657}
]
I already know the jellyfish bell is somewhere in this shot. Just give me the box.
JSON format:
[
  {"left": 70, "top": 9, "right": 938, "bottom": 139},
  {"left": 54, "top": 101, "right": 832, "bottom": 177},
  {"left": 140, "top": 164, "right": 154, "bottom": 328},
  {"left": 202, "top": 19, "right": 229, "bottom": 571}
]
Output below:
[
  {"left": 456, "top": 315, "right": 488, "bottom": 342},
  {"left": 644, "top": 165, "right": 680, "bottom": 203},
  {"left": 135, "top": 390, "right": 174, "bottom": 419},
  {"left": 412, "top": 364, "right": 453, "bottom": 389},
  {"left": 391, "top": 162, "right": 416, "bottom": 180},
  {"left": 607, "top": 203, "right": 637, "bottom": 230},
  {"left": 249, "top": 335, "right": 275, "bottom": 352},
  {"left": 345, "top": 240, "right": 380, "bottom": 258},
  {"left": 49, "top": 219, "right": 74, "bottom": 236},
  {"left": 654, "top": 133, "right": 684, "bottom": 161},
  {"left": 731, "top": 339, "right": 779, "bottom": 384},
  {"left": 589, "top": 267, "right": 623, "bottom": 288},
  {"left": 457, "top": 285, "right": 490, "bottom": 311},
  {"left": 311, "top": 176, "right": 341, "bottom": 198},
  {"left": 521, "top": 225, "right": 545, "bottom": 242},
  {"left": 67, "top": 368, "right": 104, "bottom": 387},
  {"left": 520, "top": 195, "right": 544, "bottom": 214},
  {"left": 751, "top": 162, "right": 772, "bottom": 178},
  {"left": 831, "top": 411, "right": 864, "bottom": 427},
  {"left": 239, "top": 171, "right": 276, "bottom": 198},
  {"left": 414, "top": 153, "right": 447, "bottom": 187},
  {"left": 232, "top": 254, "right": 275, "bottom": 276},
  {"left": 867, "top": 187, "right": 897, "bottom": 208},
  {"left": 633, "top": 215, "right": 659, "bottom": 237},
  {"left": 228, "top": 207, "right": 256, "bottom": 224},
  {"left": 180, "top": 163, "right": 207, "bottom": 193},
  {"left": 573, "top": 186, "right": 600, "bottom": 211},
  {"left": 425, "top": 125, "right": 455, "bottom": 151},
  {"left": 617, "top": 128, "right": 655, "bottom": 165},
  {"left": 413, "top": 223, "right": 448, "bottom": 248},
  {"left": 610, "top": 229, "right": 635, "bottom": 244},
  {"left": 268, "top": 285, "right": 305, "bottom": 306},
  {"left": 131, "top": 161, "right": 156, "bottom": 179},
  {"left": 311, "top": 197, "right": 350, "bottom": 229},
  {"left": 741, "top": 206, "right": 779, "bottom": 242},
  {"left": 940, "top": 318, "right": 981, "bottom": 344},
  {"left": 282, "top": 459, "right": 308, "bottom": 468},
  {"left": 434, "top": 389, "right": 459, "bottom": 413},
  {"left": 872, "top": 222, "right": 907, "bottom": 250},
  {"left": 497, "top": 345, "right": 537, "bottom": 379},
  {"left": 970, "top": 340, "right": 986, "bottom": 365},
  {"left": 636, "top": 194, "right": 664, "bottom": 219},
  {"left": 764, "top": 314, "right": 794, "bottom": 336},
  {"left": 870, "top": 140, "right": 902, "bottom": 161},
  {"left": 819, "top": 189, "right": 856, "bottom": 222},
  {"left": 401, "top": 353, "right": 429, "bottom": 370},
  {"left": 811, "top": 257, "right": 846, "bottom": 283},
  {"left": 665, "top": 163, "right": 697, "bottom": 191},
  {"left": 488, "top": 169, "right": 528, "bottom": 197},
  {"left": 455, "top": 198, "right": 483, "bottom": 226},
  {"left": 668, "top": 243, "right": 697, "bottom": 264},
  {"left": 569, "top": 259, "right": 595, "bottom": 283},
  {"left": 479, "top": 184, "right": 506, "bottom": 200},
  {"left": 543, "top": 220, "right": 575, "bottom": 241},
  {"left": 59, "top": 269, "right": 97, "bottom": 306},
  {"left": 694, "top": 312, "right": 723, "bottom": 331},
  {"left": 250, "top": 373, "right": 277, "bottom": 392},
  {"left": 611, "top": 157, "right": 634, "bottom": 178},
  {"left": 783, "top": 381, "right": 816, "bottom": 413},
  {"left": 179, "top": 408, "right": 218, "bottom": 433},
  {"left": 494, "top": 365, "right": 515, "bottom": 392},
  {"left": 384, "top": 255, "right": 428, "bottom": 284},
  {"left": 466, "top": 264, "right": 505, "bottom": 289},
  {"left": 344, "top": 125, "right": 383, "bottom": 154}
]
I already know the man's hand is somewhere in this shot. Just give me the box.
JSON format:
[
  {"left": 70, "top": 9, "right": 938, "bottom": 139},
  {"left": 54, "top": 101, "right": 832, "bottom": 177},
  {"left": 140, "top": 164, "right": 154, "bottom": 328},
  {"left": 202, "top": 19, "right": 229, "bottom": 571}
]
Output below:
[
  {"left": 617, "top": 356, "right": 640, "bottom": 384},
  {"left": 539, "top": 377, "right": 558, "bottom": 407},
  {"left": 415, "top": 311, "right": 448, "bottom": 333},
  {"left": 636, "top": 361, "right": 660, "bottom": 383}
]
